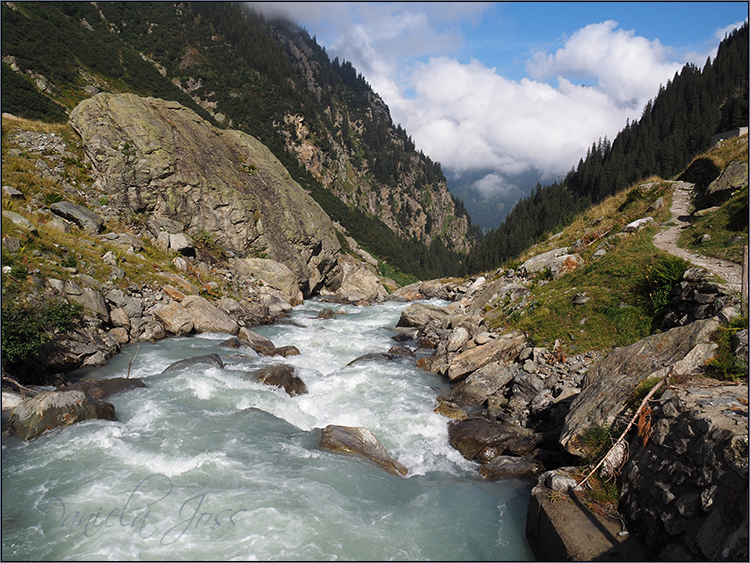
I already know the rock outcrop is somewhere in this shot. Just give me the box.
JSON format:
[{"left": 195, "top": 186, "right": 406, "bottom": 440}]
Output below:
[
  {"left": 70, "top": 93, "right": 341, "bottom": 297},
  {"left": 560, "top": 319, "right": 720, "bottom": 457},
  {"left": 700, "top": 159, "right": 748, "bottom": 206},
  {"left": 319, "top": 255, "right": 388, "bottom": 303},
  {"left": 661, "top": 266, "right": 742, "bottom": 329},
  {"left": 618, "top": 383, "right": 748, "bottom": 561}
]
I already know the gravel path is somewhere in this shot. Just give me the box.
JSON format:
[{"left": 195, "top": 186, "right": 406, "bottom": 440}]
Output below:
[{"left": 652, "top": 181, "right": 743, "bottom": 293}]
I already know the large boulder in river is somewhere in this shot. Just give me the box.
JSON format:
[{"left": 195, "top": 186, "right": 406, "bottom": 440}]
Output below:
[
  {"left": 11, "top": 390, "right": 116, "bottom": 440},
  {"left": 181, "top": 295, "right": 239, "bottom": 335},
  {"left": 70, "top": 93, "right": 340, "bottom": 296},
  {"left": 238, "top": 328, "right": 275, "bottom": 352},
  {"left": 560, "top": 319, "right": 720, "bottom": 456},
  {"left": 319, "top": 425, "right": 408, "bottom": 477},
  {"left": 65, "top": 377, "right": 146, "bottom": 399},
  {"left": 321, "top": 255, "right": 388, "bottom": 303},
  {"left": 162, "top": 353, "right": 224, "bottom": 374},
  {"left": 261, "top": 345, "right": 301, "bottom": 358},
  {"left": 254, "top": 365, "right": 308, "bottom": 397},
  {"left": 232, "top": 258, "right": 303, "bottom": 306}
]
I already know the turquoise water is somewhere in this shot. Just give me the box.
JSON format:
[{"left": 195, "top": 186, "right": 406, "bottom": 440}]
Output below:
[{"left": 1, "top": 299, "right": 534, "bottom": 560}]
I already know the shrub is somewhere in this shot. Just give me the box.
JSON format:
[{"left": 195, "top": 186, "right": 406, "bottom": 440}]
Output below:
[
  {"left": 580, "top": 424, "right": 614, "bottom": 465},
  {"left": 705, "top": 316, "right": 749, "bottom": 382},
  {"left": 644, "top": 255, "right": 689, "bottom": 317},
  {"left": 43, "top": 192, "right": 64, "bottom": 205},
  {"left": 61, "top": 254, "right": 78, "bottom": 268},
  {"left": 1, "top": 296, "right": 83, "bottom": 368}
]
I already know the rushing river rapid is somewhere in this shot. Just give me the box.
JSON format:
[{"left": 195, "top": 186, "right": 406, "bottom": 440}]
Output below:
[{"left": 2, "top": 299, "right": 534, "bottom": 561}]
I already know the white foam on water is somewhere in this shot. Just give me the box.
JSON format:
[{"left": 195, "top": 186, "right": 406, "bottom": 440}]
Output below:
[{"left": 2, "top": 298, "right": 534, "bottom": 561}]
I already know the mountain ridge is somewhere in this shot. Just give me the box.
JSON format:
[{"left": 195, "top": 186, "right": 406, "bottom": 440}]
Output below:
[{"left": 1, "top": 1, "right": 475, "bottom": 279}]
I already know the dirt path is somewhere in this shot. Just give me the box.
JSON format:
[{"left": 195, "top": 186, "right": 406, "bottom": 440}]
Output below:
[{"left": 652, "top": 181, "right": 743, "bottom": 293}]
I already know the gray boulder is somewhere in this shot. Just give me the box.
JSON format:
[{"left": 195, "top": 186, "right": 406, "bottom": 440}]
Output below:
[
  {"left": 396, "top": 303, "right": 450, "bottom": 328},
  {"left": 2, "top": 211, "right": 38, "bottom": 235},
  {"left": 2, "top": 185, "right": 24, "bottom": 199},
  {"left": 181, "top": 295, "right": 239, "bottom": 335},
  {"left": 318, "top": 424, "right": 408, "bottom": 477},
  {"left": 346, "top": 352, "right": 399, "bottom": 366},
  {"left": 232, "top": 257, "right": 303, "bottom": 306},
  {"left": 162, "top": 353, "right": 224, "bottom": 374},
  {"left": 321, "top": 255, "right": 387, "bottom": 303},
  {"left": 704, "top": 160, "right": 747, "bottom": 203},
  {"left": 35, "top": 326, "right": 119, "bottom": 374},
  {"left": 65, "top": 285, "right": 110, "bottom": 323},
  {"left": 450, "top": 361, "right": 517, "bottom": 407},
  {"left": 448, "top": 418, "right": 542, "bottom": 462},
  {"left": 447, "top": 326, "right": 470, "bottom": 352},
  {"left": 238, "top": 328, "right": 275, "bottom": 352},
  {"left": 169, "top": 232, "right": 193, "bottom": 254},
  {"left": 261, "top": 346, "right": 300, "bottom": 358},
  {"left": 479, "top": 455, "right": 545, "bottom": 480},
  {"left": 138, "top": 319, "right": 167, "bottom": 342},
  {"left": 447, "top": 331, "right": 526, "bottom": 382},
  {"left": 50, "top": 201, "right": 103, "bottom": 234},
  {"left": 65, "top": 377, "right": 146, "bottom": 399},
  {"left": 254, "top": 365, "right": 308, "bottom": 397},
  {"left": 154, "top": 302, "right": 194, "bottom": 336},
  {"left": 519, "top": 248, "right": 569, "bottom": 276},
  {"left": 11, "top": 390, "right": 116, "bottom": 440}
]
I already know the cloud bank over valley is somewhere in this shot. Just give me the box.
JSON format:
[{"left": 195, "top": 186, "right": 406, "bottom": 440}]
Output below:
[{"left": 249, "top": 2, "right": 747, "bottom": 227}]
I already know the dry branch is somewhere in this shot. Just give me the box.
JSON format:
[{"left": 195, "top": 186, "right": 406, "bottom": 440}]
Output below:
[{"left": 578, "top": 368, "right": 672, "bottom": 490}]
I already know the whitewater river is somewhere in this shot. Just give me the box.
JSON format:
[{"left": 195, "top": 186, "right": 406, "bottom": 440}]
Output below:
[{"left": 2, "top": 298, "right": 534, "bottom": 561}]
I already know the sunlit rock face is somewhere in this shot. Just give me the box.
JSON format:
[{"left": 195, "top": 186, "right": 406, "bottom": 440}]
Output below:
[{"left": 70, "top": 93, "right": 340, "bottom": 297}]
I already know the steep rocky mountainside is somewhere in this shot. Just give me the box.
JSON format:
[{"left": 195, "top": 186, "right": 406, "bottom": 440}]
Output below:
[
  {"left": 70, "top": 93, "right": 339, "bottom": 296},
  {"left": 1, "top": 1, "right": 475, "bottom": 277},
  {"left": 267, "top": 21, "right": 472, "bottom": 253},
  {"left": 1, "top": 107, "right": 397, "bottom": 381}
]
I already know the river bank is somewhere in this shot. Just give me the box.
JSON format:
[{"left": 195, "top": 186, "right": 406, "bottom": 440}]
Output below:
[{"left": 5, "top": 259, "right": 746, "bottom": 560}]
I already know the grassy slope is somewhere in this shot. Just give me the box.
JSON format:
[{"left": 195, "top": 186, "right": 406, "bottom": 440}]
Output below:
[
  {"left": 678, "top": 134, "right": 749, "bottom": 264},
  {"left": 480, "top": 137, "right": 748, "bottom": 356},
  {"left": 1, "top": 115, "right": 230, "bottom": 300}
]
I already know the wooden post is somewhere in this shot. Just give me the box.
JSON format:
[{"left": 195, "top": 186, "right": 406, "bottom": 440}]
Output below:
[{"left": 742, "top": 246, "right": 748, "bottom": 316}]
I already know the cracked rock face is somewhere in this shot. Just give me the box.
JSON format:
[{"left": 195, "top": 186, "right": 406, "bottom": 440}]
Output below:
[{"left": 70, "top": 93, "right": 340, "bottom": 297}]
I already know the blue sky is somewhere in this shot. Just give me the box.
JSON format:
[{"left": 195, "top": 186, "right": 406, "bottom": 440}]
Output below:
[{"left": 249, "top": 2, "right": 747, "bottom": 200}]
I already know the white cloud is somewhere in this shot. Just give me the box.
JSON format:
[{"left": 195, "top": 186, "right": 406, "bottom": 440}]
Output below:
[
  {"left": 396, "top": 56, "right": 633, "bottom": 185},
  {"left": 473, "top": 173, "right": 518, "bottom": 198},
  {"left": 526, "top": 21, "right": 682, "bottom": 109},
  {"left": 247, "top": 3, "right": 741, "bottom": 198},
  {"left": 384, "top": 20, "right": 692, "bottom": 194}
]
